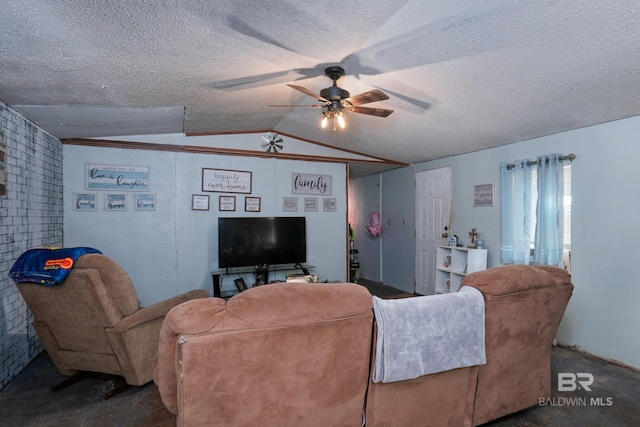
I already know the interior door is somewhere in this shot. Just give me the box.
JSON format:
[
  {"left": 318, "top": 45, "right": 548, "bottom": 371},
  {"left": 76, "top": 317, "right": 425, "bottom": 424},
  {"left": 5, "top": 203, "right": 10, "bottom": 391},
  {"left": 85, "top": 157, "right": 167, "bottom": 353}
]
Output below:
[{"left": 415, "top": 167, "right": 451, "bottom": 295}]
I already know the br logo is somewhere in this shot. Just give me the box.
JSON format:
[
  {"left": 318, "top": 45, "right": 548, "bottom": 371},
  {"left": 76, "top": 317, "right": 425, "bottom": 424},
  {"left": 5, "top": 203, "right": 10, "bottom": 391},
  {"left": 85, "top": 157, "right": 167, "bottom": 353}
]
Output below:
[{"left": 558, "top": 373, "right": 594, "bottom": 391}]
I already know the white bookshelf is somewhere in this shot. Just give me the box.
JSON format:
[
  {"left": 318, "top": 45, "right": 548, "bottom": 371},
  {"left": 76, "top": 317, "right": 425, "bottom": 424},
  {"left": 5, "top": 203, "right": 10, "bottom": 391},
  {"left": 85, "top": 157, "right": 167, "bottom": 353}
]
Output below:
[{"left": 435, "top": 246, "right": 487, "bottom": 294}]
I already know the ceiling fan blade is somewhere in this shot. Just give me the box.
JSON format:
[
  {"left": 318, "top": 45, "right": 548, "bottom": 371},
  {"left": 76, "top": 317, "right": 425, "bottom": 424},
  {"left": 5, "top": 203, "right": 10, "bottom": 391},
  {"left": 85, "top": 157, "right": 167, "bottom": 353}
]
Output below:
[
  {"left": 346, "top": 89, "right": 389, "bottom": 106},
  {"left": 350, "top": 106, "right": 394, "bottom": 117},
  {"left": 268, "top": 104, "right": 323, "bottom": 108},
  {"left": 287, "top": 84, "right": 329, "bottom": 102}
]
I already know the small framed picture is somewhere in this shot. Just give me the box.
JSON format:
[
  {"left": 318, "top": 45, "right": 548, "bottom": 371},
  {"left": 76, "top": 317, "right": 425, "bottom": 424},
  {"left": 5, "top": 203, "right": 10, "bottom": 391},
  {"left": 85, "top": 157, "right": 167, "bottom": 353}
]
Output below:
[
  {"left": 135, "top": 193, "right": 156, "bottom": 211},
  {"left": 105, "top": 193, "right": 127, "bottom": 211},
  {"left": 192, "top": 194, "right": 210, "bottom": 211},
  {"left": 245, "top": 196, "right": 261, "bottom": 212},
  {"left": 473, "top": 183, "right": 494, "bottom": 207},
  {"left": 323, "top": 197, "right": 337, "bottom": 212},
  {"left": 234, "top": 278, "right": 248, "bottom": 292},
  {"left": 73, "top": 193, "right": 97, "bottom": 211},
  {"left": 283, "top": 197, "right": 298, "bottom": 212},
  {"left": 304, "top": 197, "right": 318, "bottom": 212},
  {"left": 219, "top": 196, "right": 236, "bottom": 211}
]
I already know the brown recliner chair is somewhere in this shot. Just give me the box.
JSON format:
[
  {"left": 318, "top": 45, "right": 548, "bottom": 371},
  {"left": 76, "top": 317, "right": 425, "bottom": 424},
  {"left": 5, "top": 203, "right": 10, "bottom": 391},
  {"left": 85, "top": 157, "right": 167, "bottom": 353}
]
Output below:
[
  {"left": 459, "top": 265, "right": 574, "bottom": 426},
  {"left": 15, "top": 253, "right": 209, "bottom": 399}
]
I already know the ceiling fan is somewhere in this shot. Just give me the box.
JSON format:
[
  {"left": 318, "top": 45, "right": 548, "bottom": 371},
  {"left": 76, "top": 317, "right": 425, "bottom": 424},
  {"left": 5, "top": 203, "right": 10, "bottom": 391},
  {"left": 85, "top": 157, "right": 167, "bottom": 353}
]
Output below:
[{"left": 269, "top": 66, "right": 394, "bottom": 131}]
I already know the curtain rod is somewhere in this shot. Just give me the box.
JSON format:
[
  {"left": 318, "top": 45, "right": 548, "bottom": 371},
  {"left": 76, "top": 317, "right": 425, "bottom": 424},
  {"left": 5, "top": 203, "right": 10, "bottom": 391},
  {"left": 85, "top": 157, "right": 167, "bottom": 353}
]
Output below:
[{"left": 505, "top": 153, "right": 575, "bottom": 170}]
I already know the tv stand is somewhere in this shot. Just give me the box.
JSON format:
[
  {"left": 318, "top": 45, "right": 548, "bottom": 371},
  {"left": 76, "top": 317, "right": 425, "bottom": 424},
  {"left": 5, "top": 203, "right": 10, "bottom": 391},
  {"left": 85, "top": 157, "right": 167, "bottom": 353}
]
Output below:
[{"left": 211, "top": 263, "right": 315, "bottom": 297}]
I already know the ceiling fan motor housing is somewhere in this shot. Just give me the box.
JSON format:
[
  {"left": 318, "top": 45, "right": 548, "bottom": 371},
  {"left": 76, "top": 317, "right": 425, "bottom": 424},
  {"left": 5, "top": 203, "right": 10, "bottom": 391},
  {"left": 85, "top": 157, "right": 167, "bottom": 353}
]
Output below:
[
  {"left": 320, "top": 85, "right": 350, "bottom": 101},
  {"left": 321, "top": 66, "right": 350, "bottom": 102}
]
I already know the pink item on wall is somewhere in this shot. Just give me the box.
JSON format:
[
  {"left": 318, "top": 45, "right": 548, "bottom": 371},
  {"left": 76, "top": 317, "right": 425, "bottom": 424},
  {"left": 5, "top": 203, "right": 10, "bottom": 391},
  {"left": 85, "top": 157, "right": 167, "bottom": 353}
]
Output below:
[{"left": 366, "top": 211, "right": 382, "bottom": 237}]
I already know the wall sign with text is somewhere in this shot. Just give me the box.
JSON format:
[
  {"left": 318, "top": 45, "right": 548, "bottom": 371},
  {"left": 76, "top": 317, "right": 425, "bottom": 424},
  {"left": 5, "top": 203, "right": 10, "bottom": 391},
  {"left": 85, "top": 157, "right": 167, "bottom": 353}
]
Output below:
[
  {"left": 291, "top": 173, "right": 332, "bottom": 195},
  {"left": 135, "top": 193, "right": 156, "bottom": 211},
  {"left": 86, "top": 163, "right": 150, "bottom": 191},
  {"left": 105, "top": 193, "right": 127, "bottom": 211},
  {"left": 202, "top": 168, "right": 252, "bottom": 194},
  {"left": 473, "top": 183, "right": 494, "bottom": 207},
  {"left": 73, "top": 193, "right": 97, "bottom": 211}
]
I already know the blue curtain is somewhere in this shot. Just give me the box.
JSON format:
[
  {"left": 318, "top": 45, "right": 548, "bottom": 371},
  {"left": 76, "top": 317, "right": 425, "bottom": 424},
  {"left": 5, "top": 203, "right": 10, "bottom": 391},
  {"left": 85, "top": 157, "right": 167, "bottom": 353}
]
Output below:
[
  {"left": 533, "top": 154, "right": 564, "bottom": 265},
  {"left": 500, "top": 160, "right": 533, "bottom": 264}
]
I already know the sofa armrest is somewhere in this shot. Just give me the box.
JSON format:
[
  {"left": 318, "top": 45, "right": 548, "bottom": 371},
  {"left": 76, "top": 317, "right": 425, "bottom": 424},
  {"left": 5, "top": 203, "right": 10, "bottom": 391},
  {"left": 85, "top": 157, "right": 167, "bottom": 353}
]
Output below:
[
  {"left": 105, "top": 289, "right": 209, "bottom": 386},
  {"left": 113, "top": 289, "right": 210, "bottom": 331},
  {"left": 152, "top": 296, "right": 228, "bottom": 414},
  {"left": 460, "top": 264, "right": 572, "bottom": 296}
]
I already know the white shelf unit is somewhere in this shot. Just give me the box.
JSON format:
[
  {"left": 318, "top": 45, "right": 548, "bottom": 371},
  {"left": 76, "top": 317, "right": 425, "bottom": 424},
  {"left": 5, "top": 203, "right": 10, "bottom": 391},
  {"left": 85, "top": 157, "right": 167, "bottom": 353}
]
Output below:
[{"left": 435, "top": 246, "right": 487, "bottom": 294}]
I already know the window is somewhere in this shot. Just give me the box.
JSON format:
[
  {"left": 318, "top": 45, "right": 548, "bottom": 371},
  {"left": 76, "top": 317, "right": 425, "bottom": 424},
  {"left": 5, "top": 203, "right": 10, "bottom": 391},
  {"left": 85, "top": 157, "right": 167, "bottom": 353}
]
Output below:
[{"left": 530, "top": 163, "right": 572, "bottom": 270}]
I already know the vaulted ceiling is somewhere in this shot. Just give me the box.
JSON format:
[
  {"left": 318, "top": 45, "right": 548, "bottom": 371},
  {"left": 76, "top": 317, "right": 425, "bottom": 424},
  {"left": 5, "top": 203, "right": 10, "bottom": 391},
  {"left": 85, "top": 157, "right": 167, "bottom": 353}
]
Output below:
[{"left": 2, "top": 1, "right": 639, "bottom": 177}]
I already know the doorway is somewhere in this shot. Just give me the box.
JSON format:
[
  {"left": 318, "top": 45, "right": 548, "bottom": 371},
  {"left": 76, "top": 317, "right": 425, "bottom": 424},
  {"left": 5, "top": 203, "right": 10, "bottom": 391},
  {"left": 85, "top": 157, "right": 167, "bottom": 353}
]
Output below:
[{"left": 414, "top": 167, "right": 451, "bottom": 295}]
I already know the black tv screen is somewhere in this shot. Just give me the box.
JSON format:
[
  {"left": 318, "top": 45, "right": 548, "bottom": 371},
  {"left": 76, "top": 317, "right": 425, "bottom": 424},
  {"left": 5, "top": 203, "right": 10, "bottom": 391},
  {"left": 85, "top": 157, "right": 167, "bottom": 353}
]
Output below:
[{"left": 218, "top": 216, "right": 307, "bottom": 268}]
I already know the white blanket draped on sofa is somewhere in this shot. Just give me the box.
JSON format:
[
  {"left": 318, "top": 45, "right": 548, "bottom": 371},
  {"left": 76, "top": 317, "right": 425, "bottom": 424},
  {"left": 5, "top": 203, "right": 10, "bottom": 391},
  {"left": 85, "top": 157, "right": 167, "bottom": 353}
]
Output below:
[{"left": 372, "top": 286, "right": 486, "bottom": 383}]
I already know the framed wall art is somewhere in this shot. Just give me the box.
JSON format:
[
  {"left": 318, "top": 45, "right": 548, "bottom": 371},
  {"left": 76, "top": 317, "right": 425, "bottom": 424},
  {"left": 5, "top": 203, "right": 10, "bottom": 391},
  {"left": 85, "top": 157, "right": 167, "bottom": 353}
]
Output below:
[
  {"left": 219, "top": 196, "right": 236, "bottom": 211},
  {"left": 192, "top": 194, "right": 210, "bottom": 211},
  {"left": 245, "top": 196, "right": 261, "bottom": 212},
  {"left": 202, "top": 168, "right": 252, "bottom": 194},
  {"left": 86, "top": 163, "right": 150, "bottom": 191},
  {"left": 105, "top": 193, "right": 127, "bottom": 211},
  {"left": 73, "top": 193, "right": 97, "bottom": 211},
  {"left": 135, "top": 193, "right": 156, "bottom": 211},
  {"left": 291, "top": 173, "right": 332, "bottom": 195},
  {"left": 323, "top": 197, "right": 337, "bottom": 212},
  {"left": 304, "top": 197, "right": 318, "bottom": 212},
  {"left": 473, "top": 183, "right": 494, "bottom": 207},
  {"left": 283, "top": 197, "right": 298, "bottom": 212}
]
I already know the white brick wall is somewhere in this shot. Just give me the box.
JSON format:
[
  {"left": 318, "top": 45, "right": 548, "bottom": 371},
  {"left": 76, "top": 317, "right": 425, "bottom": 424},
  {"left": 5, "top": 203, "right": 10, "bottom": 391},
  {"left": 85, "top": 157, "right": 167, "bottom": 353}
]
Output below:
[{"left": 0, "top": 101, "right": 63, "bottom": 389}]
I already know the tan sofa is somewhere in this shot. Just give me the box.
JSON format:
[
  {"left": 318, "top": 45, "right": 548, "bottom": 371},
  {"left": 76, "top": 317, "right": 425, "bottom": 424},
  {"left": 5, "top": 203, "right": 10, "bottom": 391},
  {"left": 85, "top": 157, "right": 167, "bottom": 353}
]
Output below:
[{"left": 153, "top": 265, "right": 573, "bottom": 426}]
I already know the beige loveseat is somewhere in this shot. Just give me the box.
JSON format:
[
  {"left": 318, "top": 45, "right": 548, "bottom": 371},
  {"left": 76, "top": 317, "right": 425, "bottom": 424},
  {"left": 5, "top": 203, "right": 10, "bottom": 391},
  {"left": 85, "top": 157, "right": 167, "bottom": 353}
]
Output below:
[{"left": 153, "top": 265, "right": 573, "bottom": 426}]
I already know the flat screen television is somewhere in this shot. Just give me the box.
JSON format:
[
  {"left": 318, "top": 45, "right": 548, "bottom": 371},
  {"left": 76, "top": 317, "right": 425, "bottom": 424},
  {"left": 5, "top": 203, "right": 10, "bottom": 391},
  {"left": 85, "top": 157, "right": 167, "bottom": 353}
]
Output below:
[{"left": 218, "top": 216, "right": 307, "bottom": 268}]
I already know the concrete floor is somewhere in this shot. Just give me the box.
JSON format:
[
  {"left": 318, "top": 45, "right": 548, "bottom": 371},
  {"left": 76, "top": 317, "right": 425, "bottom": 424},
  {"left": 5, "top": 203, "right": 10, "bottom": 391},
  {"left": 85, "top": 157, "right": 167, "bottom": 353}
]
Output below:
[
  {"left": 1, "top": 346, "right": 639, "bottom": 426},
  {"left": 0, "top": 352, "right": 175, "bottom": 426}
]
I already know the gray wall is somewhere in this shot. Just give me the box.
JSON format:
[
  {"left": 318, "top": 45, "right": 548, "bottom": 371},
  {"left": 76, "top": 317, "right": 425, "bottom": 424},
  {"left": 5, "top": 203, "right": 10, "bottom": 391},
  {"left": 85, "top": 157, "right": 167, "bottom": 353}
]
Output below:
[
  {"left": 63, "top": 144, "right": 348, "bottom": 305},
  {"left": 348, "top": 174, "right": 382, "bottom": 282},
  {"left": 0, "top": 101, "right": 62, "bottom": 388},
  {"left": 380, "top": 166, "right": 415, "bottom": 292},
  {"left": 348, "top": 166, "right": 415, "bottom": 293},
  {"left": 350, "top": 114, "right": 640, "bottom": 369}
]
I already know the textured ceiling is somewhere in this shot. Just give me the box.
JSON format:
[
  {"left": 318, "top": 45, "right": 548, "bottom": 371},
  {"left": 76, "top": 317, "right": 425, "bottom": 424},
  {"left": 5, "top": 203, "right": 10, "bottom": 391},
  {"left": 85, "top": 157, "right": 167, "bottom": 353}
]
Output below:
[{"left": 1, "top": 1, "right": 639, "bottom": 177}]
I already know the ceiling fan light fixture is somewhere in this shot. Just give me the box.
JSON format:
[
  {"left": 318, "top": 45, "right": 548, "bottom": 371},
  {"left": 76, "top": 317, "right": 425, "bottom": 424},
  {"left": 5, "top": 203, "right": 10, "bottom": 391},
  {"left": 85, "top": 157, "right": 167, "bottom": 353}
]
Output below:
[{"left": 277, "top": 66, "right": 393, "bottom": 131}]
